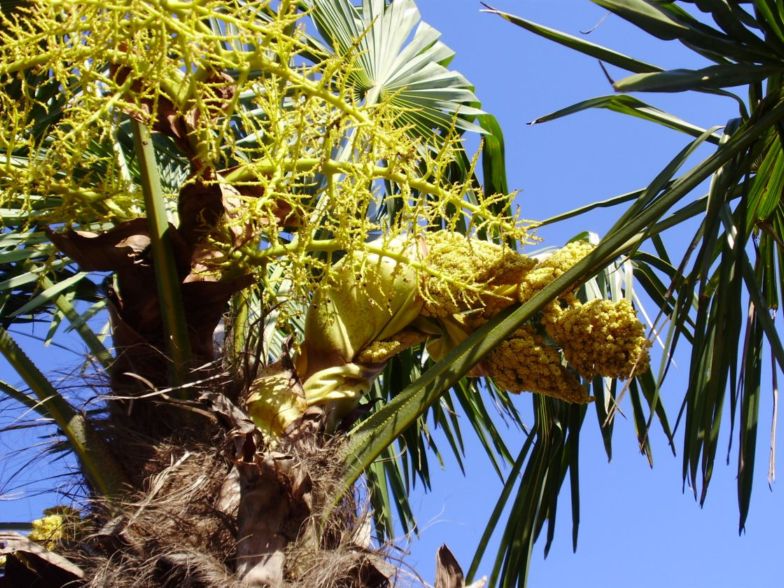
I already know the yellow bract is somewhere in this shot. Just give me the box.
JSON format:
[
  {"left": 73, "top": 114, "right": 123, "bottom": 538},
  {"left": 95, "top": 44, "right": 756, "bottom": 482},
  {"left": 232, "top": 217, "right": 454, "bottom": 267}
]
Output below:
[
  {"left": 301, "top": 236, "right": 423, "bottom": 375},
  {"left": 246, "top": 366, "right": 308, "bottom": 438}
]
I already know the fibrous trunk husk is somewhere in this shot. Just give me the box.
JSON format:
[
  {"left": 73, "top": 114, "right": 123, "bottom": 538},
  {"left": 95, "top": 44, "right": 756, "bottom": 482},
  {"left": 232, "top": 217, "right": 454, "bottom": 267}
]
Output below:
[{"left": 5, "top": 393, "right": 394, "bottom": 588}]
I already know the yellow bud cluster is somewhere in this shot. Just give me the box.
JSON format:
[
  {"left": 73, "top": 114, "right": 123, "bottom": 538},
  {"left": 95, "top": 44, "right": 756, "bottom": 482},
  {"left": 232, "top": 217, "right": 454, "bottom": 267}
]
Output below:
[
  {"left": 255, "top": 232, "right": 650, "bottom": 438},
  {"left": 518, "top": 240, "right": 595, "bottom": 303},
  {"left": 29, "top": 515, "right": 65, "bottom": 550},
  {"left": 419, "top": 231, "right": 535, "bottom": 317},
  {"left": 547, "top": 299, "right": 650, "bottom": 379},
  {"left": 409, "top": 236, "right": 651, "bottom": 404},
  {"left": 357, "top": 330, "right": 427, "bottom": 364},
  {"left": 357, "top": 340, "right": 405, "bottom": 364},
  {"left": 28, "top": 507, "right": 80, "bottom": 551},
  {"left": 479, "top": 326, "right": 589, "bottom": 403}
]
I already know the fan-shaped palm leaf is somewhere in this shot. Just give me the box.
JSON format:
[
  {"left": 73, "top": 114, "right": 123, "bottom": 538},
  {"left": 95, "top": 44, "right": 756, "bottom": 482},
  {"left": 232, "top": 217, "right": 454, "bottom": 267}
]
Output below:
[{"left": 309, "top": 0, "right": 484, "bottom": 137}]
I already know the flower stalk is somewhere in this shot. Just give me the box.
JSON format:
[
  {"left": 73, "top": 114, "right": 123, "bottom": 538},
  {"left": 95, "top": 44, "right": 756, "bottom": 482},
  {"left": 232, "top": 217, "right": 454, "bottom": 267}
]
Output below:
[{"left": 131, "top": 119, "right": 192, "bottom": 389}]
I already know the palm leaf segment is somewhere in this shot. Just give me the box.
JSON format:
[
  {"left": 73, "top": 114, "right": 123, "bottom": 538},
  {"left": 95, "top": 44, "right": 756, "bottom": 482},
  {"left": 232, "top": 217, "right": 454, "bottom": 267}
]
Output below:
[{"left": 309, "top": 0, "right": 484, "bottom": 137}]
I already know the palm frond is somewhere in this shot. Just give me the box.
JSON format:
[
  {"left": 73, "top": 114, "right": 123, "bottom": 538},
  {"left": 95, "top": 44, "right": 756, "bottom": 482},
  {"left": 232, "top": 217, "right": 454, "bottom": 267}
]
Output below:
[
  {"left": 309, "top": 0, "right": 484, "bottom": 136},
  {"left": 490, "top": 4, "right": 784, "bottom": 569},
  {"left": 0, "top": 326, "right": 126, "bottom": 496}
]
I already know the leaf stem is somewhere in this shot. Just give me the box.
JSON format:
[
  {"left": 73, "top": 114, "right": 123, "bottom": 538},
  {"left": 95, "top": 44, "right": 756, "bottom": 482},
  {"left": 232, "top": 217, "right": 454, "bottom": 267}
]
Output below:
[
  {"left": 39, "top": 276, "right": 114, "bottom": 369},
  {"left": 0, "top": 327, "right": 128, "bottom": 496},
  {"left": 131, "top": 119, "right": 192, "bottom": 390}
]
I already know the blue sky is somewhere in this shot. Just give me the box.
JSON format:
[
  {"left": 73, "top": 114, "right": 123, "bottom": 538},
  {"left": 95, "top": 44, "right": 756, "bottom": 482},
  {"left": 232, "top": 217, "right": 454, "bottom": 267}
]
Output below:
[{"left": 2, "top": 2, "right": 783, "bottom": 587}]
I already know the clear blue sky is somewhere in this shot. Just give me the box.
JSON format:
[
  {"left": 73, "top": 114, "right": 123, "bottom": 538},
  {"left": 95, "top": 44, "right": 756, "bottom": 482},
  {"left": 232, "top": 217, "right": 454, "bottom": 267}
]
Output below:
[{"left": 2, "top": 2, "right": 783, "bottom": 587}]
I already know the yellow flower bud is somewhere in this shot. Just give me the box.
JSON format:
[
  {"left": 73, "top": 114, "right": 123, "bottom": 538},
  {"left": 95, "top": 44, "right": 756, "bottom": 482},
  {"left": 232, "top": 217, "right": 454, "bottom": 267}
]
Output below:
[
  {"left": 547, "top": 298, "right": 650, "bottom": 379},
  {"left": 420, "top": 231, "right": 535, "bottom": 318},
  {"left": 28, "top": 507, "right": 80, "bottom": 551},
  {"left": 478, "top": 326, "right": 590, "bottom": 403},
  {"left": 356, "top": 330, "right": 427, "bottom": 364},
  {"left": 519, "top": 240, "right": 595, "bottom": 303}
]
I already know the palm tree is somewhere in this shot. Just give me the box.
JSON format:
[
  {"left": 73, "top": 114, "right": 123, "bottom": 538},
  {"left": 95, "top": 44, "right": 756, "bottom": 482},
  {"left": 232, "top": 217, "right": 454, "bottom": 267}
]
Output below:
[
  {"left": 0, "top": 1, "right": 689, "bottom": 587},
  {"left": 0, "top": 0, "right": 599, "bottom": 585}
]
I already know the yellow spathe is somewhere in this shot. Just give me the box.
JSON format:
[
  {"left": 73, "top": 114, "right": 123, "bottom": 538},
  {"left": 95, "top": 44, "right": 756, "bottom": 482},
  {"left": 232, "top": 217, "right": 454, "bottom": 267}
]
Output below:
[{"left": 301, "top": 236, "right": 423, "bottom": 375}]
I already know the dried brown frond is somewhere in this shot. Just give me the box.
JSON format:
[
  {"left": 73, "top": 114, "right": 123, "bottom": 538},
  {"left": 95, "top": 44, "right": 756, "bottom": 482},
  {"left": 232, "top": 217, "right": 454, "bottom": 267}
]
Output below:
[
  {"left": 63, "top": 441, "right": 237, "bottom": 587},
  {"left": 50, "top": 416, "right": 398, "bottom": 587},
  {"left": 280, "top": 436, "right": 396, "bottom": 588}
]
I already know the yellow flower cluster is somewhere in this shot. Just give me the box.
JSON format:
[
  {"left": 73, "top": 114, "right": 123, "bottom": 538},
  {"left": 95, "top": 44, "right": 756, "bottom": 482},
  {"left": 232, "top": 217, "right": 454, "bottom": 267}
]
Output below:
[
  {"left": 28, "top": 507, "right": 79, "bottom": 551},
  {"left": 546, "top": 299, "right": 650, "bottom": 379},
  {"left": 419, "top": 236, "right": 648, "bottom": 403},
  {"left": 478, "top": 326, "right": 588, "bottom": 403},
  {"left": 29, "top": 514, "right": 65, "bottom": 550},
  {"left": 419, "top": 231, "right": 535, "bottom": 318},
  {"left": 518, "top": 240, "right": 595, "bottom": 303},
  {"left": 357, "top": 330, "right": 426, "bottom": 364},
  {"left": 248, "top": 233, "right": 650, "bottom": 436},
  {"left": 1, "top": 0, "right": 531, "bottom": 306}
]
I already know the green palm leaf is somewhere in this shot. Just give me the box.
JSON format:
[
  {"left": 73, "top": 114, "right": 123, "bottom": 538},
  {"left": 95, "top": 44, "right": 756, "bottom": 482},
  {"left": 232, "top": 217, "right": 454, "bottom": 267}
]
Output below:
[
  {"left": 531, "top": 94, "right": 721, "bottom": 143},
  {"left": 0, "top": 326, "right": 126, "bottom": 496},
  {"left": 309, "top": 0, "right": 484, "bottom": 137}
]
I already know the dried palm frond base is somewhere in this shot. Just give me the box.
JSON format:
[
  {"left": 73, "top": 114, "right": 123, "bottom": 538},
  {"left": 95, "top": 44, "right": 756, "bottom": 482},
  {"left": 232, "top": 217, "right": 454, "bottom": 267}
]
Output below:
[
  {"left": 71, "top": 441, "right": 238, "bottom": 588},
  {"left": 3, "top": 412, "right": 397, "bottom": 588}
]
